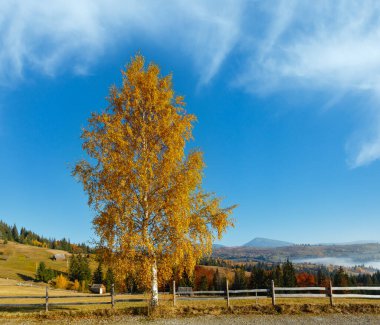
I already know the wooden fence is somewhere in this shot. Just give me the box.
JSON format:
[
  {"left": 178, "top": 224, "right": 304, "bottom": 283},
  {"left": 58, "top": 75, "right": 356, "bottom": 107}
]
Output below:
[
  {"left": 2, "top": 281, "right": 380, "bottom": 311},
  {"left": 174, "top": 280, "right": 380, "bottom": 307},
  {"left": 0, "top": 284, "right": 147, "bottom": 311}
]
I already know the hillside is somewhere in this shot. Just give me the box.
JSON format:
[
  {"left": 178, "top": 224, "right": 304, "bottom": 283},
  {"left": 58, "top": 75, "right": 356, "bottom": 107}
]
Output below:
[
  {"left": 213, "top": 243, "right": 380, "bottom": 265},
  {"left": 243, "top": 237, "right": 293, "bottom": 248},
  {"left": 0, "top": 240, "right": 70, "bottom": 281}
]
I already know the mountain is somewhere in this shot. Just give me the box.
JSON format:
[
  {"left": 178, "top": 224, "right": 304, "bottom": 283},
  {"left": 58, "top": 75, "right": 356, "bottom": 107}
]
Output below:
[
  {"left": 243, "top": 237, "right": 294, "bottom": 248},
  {"left": 212, "top": 242, "right": 380, "bottom": 265},
  {"left": 212, "top": 244, "right": 226, "bottom": 249}
]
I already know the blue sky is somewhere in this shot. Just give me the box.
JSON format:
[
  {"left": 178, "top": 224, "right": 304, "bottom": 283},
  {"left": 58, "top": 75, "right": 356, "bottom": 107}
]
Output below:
[{"left": 1, "top": 1, "right": 380, "bottom": 246}]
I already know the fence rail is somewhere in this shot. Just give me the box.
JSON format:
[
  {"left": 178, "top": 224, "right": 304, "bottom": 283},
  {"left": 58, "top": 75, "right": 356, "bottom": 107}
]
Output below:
[
  {"left": 0, "top": 284, "right": 147, "bottom": 311},
  {"left": 2, "top": 281, "right": 380, "bottom": 311},
  {"left": 172, "top": 280, "right": 380, "bottom": 307}
]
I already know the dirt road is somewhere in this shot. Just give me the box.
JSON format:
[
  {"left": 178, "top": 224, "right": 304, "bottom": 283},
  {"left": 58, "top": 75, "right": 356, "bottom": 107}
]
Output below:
[{"left": 2, "top": 314, "right": 380, "bottom": 324}]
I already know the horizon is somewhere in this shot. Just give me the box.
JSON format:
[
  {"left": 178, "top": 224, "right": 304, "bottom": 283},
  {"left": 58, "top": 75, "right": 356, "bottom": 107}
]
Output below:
[{"left": 1, "top": 1, "right": 380, "bottom": 246}]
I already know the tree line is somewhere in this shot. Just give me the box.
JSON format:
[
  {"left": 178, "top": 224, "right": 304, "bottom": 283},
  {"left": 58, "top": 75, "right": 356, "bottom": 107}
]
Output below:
[
  {"left": 36, "top": 254, "right": 115, "bottom": 292},
  {"left": 199, "top": 258, "right": 380, "bottom": 290},
  {"left": 0, "top": 220, "right": 92, "bottom": 253}
]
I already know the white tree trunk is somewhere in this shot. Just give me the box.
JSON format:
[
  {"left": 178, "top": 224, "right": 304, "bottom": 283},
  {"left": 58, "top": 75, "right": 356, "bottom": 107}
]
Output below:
[{"left": 151, "top": 259, "right": 159, "bottom": 307}]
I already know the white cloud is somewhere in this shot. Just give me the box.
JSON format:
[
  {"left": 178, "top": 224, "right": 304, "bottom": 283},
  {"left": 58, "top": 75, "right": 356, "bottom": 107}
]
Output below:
[
  {"left": 3, "top": 0, "right": 380, "bottom": 167},
  {"left": 0, "top": 0, "right": 242, "bottom": 86},
  {"left": 236, "top": 0, "right": 380, "bottom": 167}
]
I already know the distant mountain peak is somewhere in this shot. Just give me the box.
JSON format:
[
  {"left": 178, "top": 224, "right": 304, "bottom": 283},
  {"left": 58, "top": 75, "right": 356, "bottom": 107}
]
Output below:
[{"left": 243, "top": 237, "right": 294, "bottom": 248}]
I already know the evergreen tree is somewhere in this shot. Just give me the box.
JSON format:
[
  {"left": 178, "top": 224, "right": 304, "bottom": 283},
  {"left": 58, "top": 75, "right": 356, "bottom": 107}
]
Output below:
[
  {"left": 273, "top": 264, "right": 283, "bottom": 286},
  {"left": 250, "top": 265, "right": 268, "bottom": 288},
  {"left": 93, "top": 262, "right": 104, "bottom": 284},
  {"left": 282, "top": 259, "right": 296, "bottom": 287},
  {"left": 36, "top": 262, "right": 55, "bottom": 282},
  {"left": 233, "top": 268, "right": 247, "bottom": 290},
  {"left": 69, "top": 254, "right": 80, "bottom": 281},
  {"left": 11, "top": 224, "right": 19, "bottom": 242},
  {"left": 199, "top": 275, "right": 209, "bottom": 291},
  {"left": 333, "top": 267, "right": 348, "bottom": 287},
  {"left": 178, "top": 270, "right": 194, "bottom": 287},
  {"left": 212, "top": 269, "right": 222, "bottom": 291},
  {"left": 105, "top": 268, "right": 115, "bottom": 292},
  {"left": 69, "top": 254, "right": 91, "bottom": 283},
  {"left": 78, "top": 254, "right": 91, "bottom": 282}
]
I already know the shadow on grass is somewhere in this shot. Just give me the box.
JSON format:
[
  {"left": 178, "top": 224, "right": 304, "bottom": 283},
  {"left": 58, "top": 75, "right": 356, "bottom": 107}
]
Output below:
[{"left": 16, "top": 273, "right": 34, "bottom": 282}]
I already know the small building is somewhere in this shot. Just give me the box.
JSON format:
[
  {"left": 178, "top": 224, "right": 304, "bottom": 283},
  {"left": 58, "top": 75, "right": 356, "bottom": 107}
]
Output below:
[
  {"left": 91, "top": 284, "right": 106, "bottom": 294},
  {"left": 52, "top": 253, "right": 66, "bottom": 261}
]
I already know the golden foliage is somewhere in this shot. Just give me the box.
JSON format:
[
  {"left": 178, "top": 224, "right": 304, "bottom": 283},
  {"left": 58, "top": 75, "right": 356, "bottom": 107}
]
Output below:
[
  {"left": 73, "top": 54, "right": 235, "bottom": 294},
  {"left": 55, "top": 274, "right": 68, "bottom": 289},
  {"left": 72, "top": 279, "right": 80, "bottom": 291}
]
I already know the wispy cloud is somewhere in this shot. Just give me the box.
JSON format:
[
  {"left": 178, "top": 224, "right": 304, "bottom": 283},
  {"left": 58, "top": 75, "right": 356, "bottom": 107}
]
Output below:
[
  {"left": 3, "top": 1, "right": 380, "bottom": 167},
  {"left": 236, "top": 0, "right": 380, "bottom": 167},
  {"left": 0, "top": 0, "right": 242, "bottom": 86}
]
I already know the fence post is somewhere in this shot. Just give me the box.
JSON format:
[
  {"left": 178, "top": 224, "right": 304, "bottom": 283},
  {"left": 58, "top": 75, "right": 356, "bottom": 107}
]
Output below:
[
  {"left": 45, "top": 286, "right": 49, "bottom": 312},
  {"left": 271, "top": 280, "right": 276, "bottom": 306},
  {"left": 111, "top": 283, "right": 115, "bottom": 308},
  {"left": 329, "top": 280, "right": 334, "bottom": 306},
  {"left": 226, "top": 279, "right": 230, "bottom": 309},
  {"left": 173, "top": 280, "right": 176, "bottom": 306}
]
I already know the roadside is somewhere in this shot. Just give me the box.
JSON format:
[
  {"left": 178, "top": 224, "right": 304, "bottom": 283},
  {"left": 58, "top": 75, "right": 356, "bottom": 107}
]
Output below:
[{"left": 1, "top": 314, "right": 380, "bottom": 325}]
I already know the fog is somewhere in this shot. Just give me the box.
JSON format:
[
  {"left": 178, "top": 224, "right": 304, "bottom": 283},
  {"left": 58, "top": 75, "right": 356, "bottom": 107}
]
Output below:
[{"left": 293, "top": 257, "right": 380, "bottom": 270}]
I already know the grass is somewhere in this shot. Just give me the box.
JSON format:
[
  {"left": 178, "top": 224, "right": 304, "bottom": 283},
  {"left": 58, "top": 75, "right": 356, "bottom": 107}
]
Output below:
[
  {"left": 0, "top": 280, "right": 379, "bottom": 321},
  {"left": 0, "top": 241, "right": 100, "bottom": 282},
  {"left": 0, "top": 241, "right": 69, "bottom": 281},
  {"left": 0, "top": 241, "right": 379, "bottom": 319}
]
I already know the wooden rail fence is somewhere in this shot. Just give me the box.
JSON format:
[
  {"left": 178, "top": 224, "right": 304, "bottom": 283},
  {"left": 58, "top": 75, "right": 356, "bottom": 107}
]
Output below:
[
  {"left": 0, "top": 284, "right": 147, "bottom": 311},
  {"left": 173, "top": 280, "right": 380, "bottom": 307},
  {"left": 2, "top": 281, "right": 380, "bottom": 311}
]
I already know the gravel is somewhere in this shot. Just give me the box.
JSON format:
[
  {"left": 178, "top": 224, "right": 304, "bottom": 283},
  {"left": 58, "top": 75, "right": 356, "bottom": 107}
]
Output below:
[{"left": 2, "top": 314, "right": 380, "bottom": 325}]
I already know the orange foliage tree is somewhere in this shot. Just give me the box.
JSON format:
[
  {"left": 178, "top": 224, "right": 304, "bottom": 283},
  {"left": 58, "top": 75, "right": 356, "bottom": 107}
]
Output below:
[
  {"left": 296, "top": 272, "right": 316, "bottom": 287},
  {"left": 73, "top": 55, "right": 235, "bottom": 306}
]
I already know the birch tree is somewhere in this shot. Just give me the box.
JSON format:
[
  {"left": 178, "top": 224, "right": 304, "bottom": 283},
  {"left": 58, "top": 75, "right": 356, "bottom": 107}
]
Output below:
[{"left": 73, "top": 55, "right": 235, "bottom": 306}]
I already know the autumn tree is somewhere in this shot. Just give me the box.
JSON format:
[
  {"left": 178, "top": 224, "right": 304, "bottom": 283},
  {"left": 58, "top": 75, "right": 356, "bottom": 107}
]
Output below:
[
  {"left": 73, "top": 54, "right": 235, "bottom": 306},
  {"left": 55, "top": 274, "right": 69, "bottom": 289},
  {"left": 296, "top": 272, "right": 315, "bottom": 287}
]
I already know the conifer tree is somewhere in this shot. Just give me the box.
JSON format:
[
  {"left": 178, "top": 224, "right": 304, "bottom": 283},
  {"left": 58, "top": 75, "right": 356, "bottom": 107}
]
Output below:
[
  {"left": 212, "top": 269, "right": 222, "bottom": 291},
  {"left": 93, "top": 262, "right": 104, "bottom": 284},
  {"left": 233, "top": 268, "right": 247, "bottom": 290},
  {"left": 282, "top": 259, "right": 296, "bottom": 287},
  {"left": 199, "top": 275, "right": 209, "bottom": 291},
  {"left": 105, "top": 268, "right": 115, "bottom": 292},
  {"left": 11, "top": 224, "right": 19, "bottom": 242}
]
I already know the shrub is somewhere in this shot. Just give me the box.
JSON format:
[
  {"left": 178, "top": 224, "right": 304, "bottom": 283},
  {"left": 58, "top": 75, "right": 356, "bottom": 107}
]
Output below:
[
  {"left": 72, "top": 279, "right": 80, "bottom": 291},
  {"left": 55, "top": 274, "right": 68, "bottom": 289}
]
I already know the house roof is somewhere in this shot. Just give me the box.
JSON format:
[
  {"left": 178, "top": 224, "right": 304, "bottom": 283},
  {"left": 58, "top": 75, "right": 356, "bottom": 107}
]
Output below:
[{"left": 91, "top": 284, "right": 105, "bottom": 289}]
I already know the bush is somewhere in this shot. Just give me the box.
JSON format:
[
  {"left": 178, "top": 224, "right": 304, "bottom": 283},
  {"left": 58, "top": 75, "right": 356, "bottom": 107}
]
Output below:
[
  {"left": 72, "top": 279, "right": 80, "bottom": 291},
  {"left": 55, "top": 274, "right": 68, "bottom": 289}
]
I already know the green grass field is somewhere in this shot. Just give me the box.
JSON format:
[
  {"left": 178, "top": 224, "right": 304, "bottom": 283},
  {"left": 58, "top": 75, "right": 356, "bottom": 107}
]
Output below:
[
  {"left": 0, "top": 241, "right": 70, "bottom": 281},
  {"left": 0, "top": 240, "right": 100, "bottom": 282}
]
